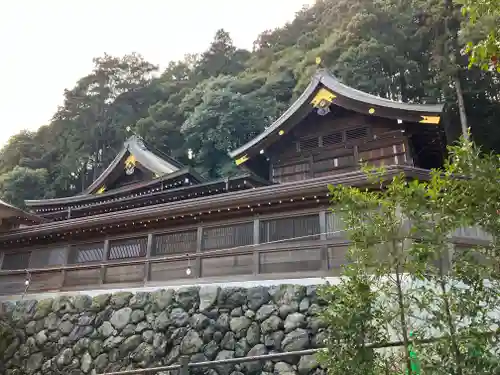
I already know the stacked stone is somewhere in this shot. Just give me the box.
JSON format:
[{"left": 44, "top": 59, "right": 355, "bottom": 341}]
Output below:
[{"left": 0, "top": 284, "right": 328, "bottom": 375}]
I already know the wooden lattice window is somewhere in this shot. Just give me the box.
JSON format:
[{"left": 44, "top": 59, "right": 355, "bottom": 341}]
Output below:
[
  {"left": 346, "top": 127, "right": 368, "bottom": 141},
  {"left": 153, "top": 230, "right": 197, "bottom": 256},
  {"left": 202, "top": 222, "right": 254, "bottom": 251},
  {"left": 29, "top": 247, "right": 66, "bottom": 268},
  {"left": 326, "top": 211, "right": 346, "bottom": 238},
  {"left": 68, "top": 243, "right": 104, "bottom": 264},
  {"left": 109, "top": 237, "right": 147, "bottom": 260},
  {"left": 260, "top": 215, "right": 320, "bottom": 243},
  {"left": 322, "top": 132, "right": 343, "bottom": 147},
  {"left": 1, "top": 252, "right": 31, "bottom": 270},
  {"left": 299, "top": 137, "right": 319, "bottom": 152}
]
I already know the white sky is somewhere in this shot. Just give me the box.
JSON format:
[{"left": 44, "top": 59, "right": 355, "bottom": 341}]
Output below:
[{"left": 0, "top": 0, "right": 313, "bottom": 147}]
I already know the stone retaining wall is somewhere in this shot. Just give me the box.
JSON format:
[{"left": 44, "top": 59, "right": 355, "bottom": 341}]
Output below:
[{"left": 0, "top": 285, "right": 328, "bottom": 375}]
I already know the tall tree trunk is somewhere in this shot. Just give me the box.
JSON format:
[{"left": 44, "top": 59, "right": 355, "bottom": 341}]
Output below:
[
  {"left": 444, "top": 0, "right": 469, "bottom": 140},
  {"left": 392, "top": 237, "right": 412, "bottom": 375},
  {"left": 454, "top": 74, "right": 469, "bottom": 140}
]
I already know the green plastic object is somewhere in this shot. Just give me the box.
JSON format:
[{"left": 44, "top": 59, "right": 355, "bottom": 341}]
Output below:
[{"left": 407, "top": 331, "right": 421, "bottom": 375}]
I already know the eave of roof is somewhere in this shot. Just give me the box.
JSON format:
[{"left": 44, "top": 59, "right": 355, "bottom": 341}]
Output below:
[
  {"left": 84, "top": 135, "right": 185, "bottom": 194},
  {"left": 0, "top": 166, "right": 431, "bottom": 242},
  {"left": 25, "top": 167, "right": 205, "bottom": 208},
  {"left": 38, "top": 174, "right": 270, "bottom": 220},
  {"left": 228, "top": 69, "right": 445, "bottom": 160},
  {"left": 0, "top": 200, "right": 46, "bottom": 224}
]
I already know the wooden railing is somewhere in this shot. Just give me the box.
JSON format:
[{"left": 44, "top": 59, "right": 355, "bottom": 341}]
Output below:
[{"left": 0, "top": 209, "right": 493, "bottom": 297}]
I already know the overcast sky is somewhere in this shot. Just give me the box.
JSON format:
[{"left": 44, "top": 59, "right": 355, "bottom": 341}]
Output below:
[{"left": 0, "top": 0, "right": 313, "bottom": 146}]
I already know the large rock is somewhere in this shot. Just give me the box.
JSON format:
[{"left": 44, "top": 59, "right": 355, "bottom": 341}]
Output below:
[
  {"left": 180, "top": 330, "right": 204, "bottom": 354},
  {"left": 243, "top": 344, "right": 268, "bottom": 374},
  {"left": 191, "top": 313, "right": 210, "bottom": 331},
  {"left": 246, "top": 322, "right": 261, "bottom": 347},
  {"left": 80, "top": 352, "right": 93, "bottom": 374},
  {"left": 274, "top": 362, "right": 297, "bottom": 375},
  {"left": 218, "top": 288, "right": 247, "bottom": 309},
  {"left": 52, "top": 296, "right": 75, "bottom": 316},
  {"left": 235, "top": 338, "right": 250, "bottom": 357},
  {"left": 110, "top": 292, "right": 133, "bottom": 308},
  {"left": 151, "top": 289, "right": 175, "bottom": 311},
  {"left": 56, "top": 348, "right": 74, "bottom": 368},
  {"left": 91, "top": 294, "right": 110, "bottom": 312},
  {"left": 230, "top": 316, "right": 252, "bottom": 338},
  {"left": 98, "top": 321, "right": 115, "bottom": 338},
  {"left": 130, "top": 309, "right": 145, "bottom": 324},
  {"left": 221, "top": 331, "right": 236, "bottom": 350},
  {"left": 73, "top": 295, "right": 92, "bottom": 312},
  {"left": 110, "top": 307, "right": 132, "bottom": 330},
  {"left": 264, "top": 330, "right": 285, "bottom": 350},
  {"left": 171, "top": 307, "right": 190, "bottom": 327},
  {"left": 284, "top": 313, "right": 306, "bottom": 333},
  {"left": 119, "top": 335, "right": 142, "bottom": 356},
  {"left": 282, "top": 328, "right": 310, "bottom": 352},
  {"left": 199, "top": 286, "right": 220, "bottom": 312},
  {"left": 204, "top": 340, "right": 220, "bottom": 360},
  {"left": 34, "top": 299, "right": 53, "bottom": 319},
  {"left": 58, "top": 320, "right": 74, "bottom": 335},
  {"left": 153, "top": 311, "right": 171, "bottom": 331},
  {"left": 256, "top": 304, "right": 276, "bottom": 322},
  {"left": 298, "top": 355, "right": 319, "bottom": 375},
  {"left": 129, "top": 292, "right": 150, "bottom": 309},
  {"left": 214, "top": 350, "right": 235, "bottom": 375},
  {"left": 176, "top": 287, "right": 199, "bottom": 310},
  {"left": 247, "top": 286, "right": 270, "bottom": 310},
  {"left": 261, "top": 315, "right": 282, "bottom": 334},
  {"left": 26, "top": 352, "right": 44, "bottom": 374}
]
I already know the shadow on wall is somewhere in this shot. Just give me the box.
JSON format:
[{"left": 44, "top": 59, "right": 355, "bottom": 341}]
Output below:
[{"left": 0, "top": 284, "right": 328, "bottom": 375}]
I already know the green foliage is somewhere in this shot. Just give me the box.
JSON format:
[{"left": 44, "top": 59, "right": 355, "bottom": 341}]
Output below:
[
  {"left": 2, "top": 1, "right": 500, "bottom": 206},
  {"left": 0, "top": 167, "right": 53, "bottom": 208},
  {"left": 456, "top": 0, "right": 500, "bottom": 70},
  {"left": 318, "top": 139, "right": 500, "bottom": 374}
]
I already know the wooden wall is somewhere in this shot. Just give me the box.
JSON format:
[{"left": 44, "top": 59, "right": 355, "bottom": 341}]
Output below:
[
  {"left": 0, "top": 207, "right": 492, "bottom": 296},
  {"left": 268, "top": 110, "right": 412, "bottom": 183}
]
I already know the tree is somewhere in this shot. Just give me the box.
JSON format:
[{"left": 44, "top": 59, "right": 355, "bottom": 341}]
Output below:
[
  {"left": 456, "top": 0, "right": 500, "bottom": 70},
  {"left": 319, "top": 139, "right": 500, "bottom": 375},
  {"left": 0, "top": 167, "right": 53, "bottom": 208},
  {"left": 181, "top": 87, "right": 279, "bottom": 177}
]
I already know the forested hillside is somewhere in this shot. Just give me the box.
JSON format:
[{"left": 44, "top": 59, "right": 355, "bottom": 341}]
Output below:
[{"left": 1, "top": 0, "right": 499, "bottom": 208}]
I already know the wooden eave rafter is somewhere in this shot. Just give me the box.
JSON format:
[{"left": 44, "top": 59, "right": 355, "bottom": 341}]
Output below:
[
  {"left": 37, "top": 174, "right": 269, "bottom": 220},
  {"left": 0, "top": 166, "right": 431, "bottom": 244},
  {"left": 0, "top": 200, "right": 46, "bottom": 225},
  {"left": 228, "top": 69, "right": 445, "bottom": 166},
  {"left": 25, "top": 167, "right": 206, "bottom": 211}
]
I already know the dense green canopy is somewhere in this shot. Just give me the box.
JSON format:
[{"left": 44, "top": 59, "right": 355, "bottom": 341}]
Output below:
[{"left": 1, "top": 0, "right": 499, "bottom": 207}]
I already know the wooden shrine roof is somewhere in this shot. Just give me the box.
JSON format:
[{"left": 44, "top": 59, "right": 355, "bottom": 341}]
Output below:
[{"left": 228, "top": 69, "right": 445, "bottom": 165}]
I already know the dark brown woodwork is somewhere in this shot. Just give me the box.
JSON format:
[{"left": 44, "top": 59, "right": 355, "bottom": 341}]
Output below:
[{"left": 268, "top": 110, "right": 415, "bottom": 183}]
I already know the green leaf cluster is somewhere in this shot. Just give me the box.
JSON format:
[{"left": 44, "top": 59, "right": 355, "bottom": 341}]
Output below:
[{"left": 318, "top": 138, "right": 500, "bottom": 374}]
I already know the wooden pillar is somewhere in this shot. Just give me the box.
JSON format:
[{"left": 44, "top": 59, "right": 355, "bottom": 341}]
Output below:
[
  {"left": 253, "top": 218, "right": 260, "bottom": 275},
  {"left": 144, "top": 233, "right": 154, "bottom": 283},
  {"left": 195, "top": 226, "right": 203, "bottom": 278},
  {"left": 60, "top": 245, "right": 71, "bottom": 289},
  {"left": 100, "top": 240, "right": 110, "bottom": 285},
  {"left": 319, "top": 210, "right": 329, "bottom": 270},
  {"left": 354, "top": 144, "right": 360, "bottom": 165}
]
